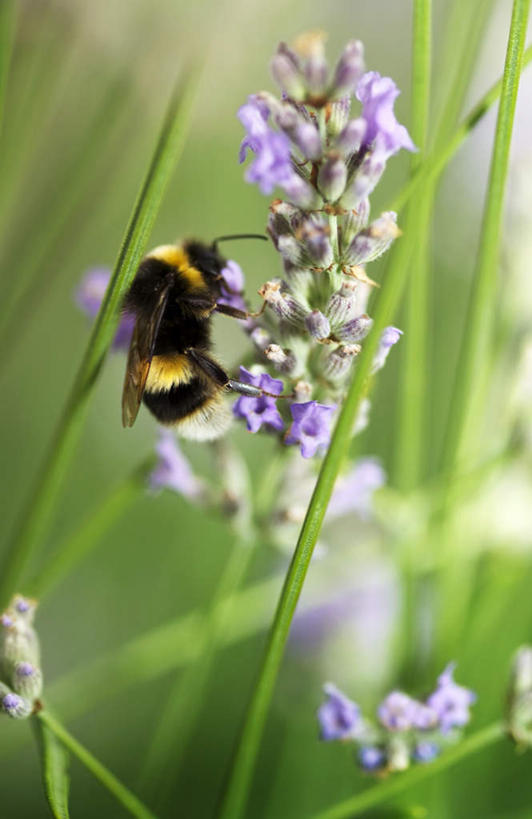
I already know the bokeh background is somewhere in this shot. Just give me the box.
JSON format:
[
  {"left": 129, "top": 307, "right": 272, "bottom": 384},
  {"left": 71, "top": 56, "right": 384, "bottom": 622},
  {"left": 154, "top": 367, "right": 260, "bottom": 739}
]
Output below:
[{"left": 2, "top": 0, "right": 532, "bottom": 816}]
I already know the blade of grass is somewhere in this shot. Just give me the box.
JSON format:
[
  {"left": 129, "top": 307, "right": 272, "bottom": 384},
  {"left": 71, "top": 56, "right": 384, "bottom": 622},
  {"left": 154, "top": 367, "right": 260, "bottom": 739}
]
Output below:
[
  {"left": 36, "top": 710, "right": 157, "bottom": 819},
  {"left": 311, "top": 722, "right": 505, "bottom": 819},
  {"left": 441, "top": 0, "right": 530, "bottom": 476},
  {"left": 394, "top": 0, "right": 432, "bottom": 491},
  {"left": 0, "top": 73, "right": 199, "bottom": 605},
  {"left": 33, "top": 715, "right": 71, "bottom": 819},
  {"left": 0, "top": 0, "right": 16, "bottom": 140}
]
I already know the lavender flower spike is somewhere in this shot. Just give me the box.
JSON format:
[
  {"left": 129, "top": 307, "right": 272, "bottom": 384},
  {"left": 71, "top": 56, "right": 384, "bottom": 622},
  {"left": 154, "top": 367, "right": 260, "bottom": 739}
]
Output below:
[
  {"left": 76, "top": 268, "right": 134, "bottom": 350},
  {"left": 285, "top": 401, "right": 336, "bottom": 458},
  {"left": 318, "top": 683, "right": 361, "bottom": 741},
  {"left": 427, "top": 663, "right": 476, "bottom": 733},
  {"left": 149, "top": 430, "right": 204, "bottom": 500},
  {"left": 233, "top": 367, "right": 284, "bottom": 433}
]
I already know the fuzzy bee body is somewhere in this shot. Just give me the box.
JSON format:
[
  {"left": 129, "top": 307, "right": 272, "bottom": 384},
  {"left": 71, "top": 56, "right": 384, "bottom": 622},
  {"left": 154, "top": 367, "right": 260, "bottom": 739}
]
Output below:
[{"left": 122, "top": 240, "right": 240, "bottom": 440}]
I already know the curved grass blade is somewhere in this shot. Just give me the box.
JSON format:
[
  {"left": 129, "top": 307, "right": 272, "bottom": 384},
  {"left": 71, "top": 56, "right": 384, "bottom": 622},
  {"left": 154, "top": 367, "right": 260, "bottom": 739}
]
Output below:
[
  {"left": 36, "top": 710, "right": 156, "bottom": 819},
  {"left": 311, "top": 722, "right": 504, "bottom": 819},
  {"left": 0, "top": 72, "right": 199, "bottom": 606},
  {"left": 441, "top": 0, "right": 530, "bottom": 474},
  {"left": 0, "top": 0, "right": 17, "bottom": 140},
  {"left": 33, "top": 715, "right": 71, "bottom": 819}
]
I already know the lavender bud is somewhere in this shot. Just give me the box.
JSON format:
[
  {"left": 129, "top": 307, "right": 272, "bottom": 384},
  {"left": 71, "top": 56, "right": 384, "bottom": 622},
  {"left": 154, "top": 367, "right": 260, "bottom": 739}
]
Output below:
[
  {"left": 340, "top": 150, "right": 386, "bottom": 208},
  {"left": 508, "top": 646, "right": 532, "bottom": 745},
  {"left": 341, "top": 200, "right": 370, "bottom": 247},
  {"left": 13, "top": 661, "right": 43, "bottom": 700},
  {"left": 326, "top": 96, "right": 351, "bottom": 137},
  {"left": 270, "top": 46, "right": 305, "bottom": 101},
  {"left": 277, "top": 234, "right": 304, "bottom": 265},
  {"left": 264, "top": 344, "right": 297, "bottom": 373},
  {"left": 345, "top": 212, "right": 400, "bottom": 265},
  {"left": 259, "top": 280, "right": 307, "bottom": 325},
  {"left": 324, "top": 344, "right": 360, "bottom": 380},
  {"left": 2, "top": 690, "right": 32, "bottom": 719},
  {"left": 305, "top": 310, "right": 331, "bottom": 340},
  {"left": 372, "top": 326, "right": 403, "bottom": 372},
  {"left": 275, "top": 105, "right": 322, "bottom": 160},
  {"left": 304, "top": 53, "right": 329, "bottom": 97},
  {"left": 250, "top": 327, "right": 272, "bottom": 352},
  {"left": 337, "top": 314, "right": 373, "bottom": 343},
  {"left": 318, "top": 153, "right": 348, "bottom": 202},
  {"left": 283, "top": 174, "right": 317, "bottom": 209},
  {"left": 325, "top": 280, "right": 359, "bottom": 329},
  {"left": 331, "top": 40, "right": 365, "bottom": 98},
  {"left": 293, "top": 380, "right": 312, "bottom": 402},
  {"left": 336, "top": 118, "right": 366, "bottom": 155},
  {"left": 299, "top": 222, "right": 334, "bottom": 267}
]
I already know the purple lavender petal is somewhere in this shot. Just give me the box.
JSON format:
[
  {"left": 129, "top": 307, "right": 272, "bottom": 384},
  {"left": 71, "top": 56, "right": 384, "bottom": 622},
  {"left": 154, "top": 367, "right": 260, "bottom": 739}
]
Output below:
[
  {"left": 149, "top": 430, "right": 204, "bottom": 500},
  {"left": 356, "top": 72, "right": 416, "bottom": 157},
  {"left": 76, "top": 268, "right": 134, "bottom": 350},
  {"left": 327, "top": 457, "right": 386, "bottom": 521},
  {"left": 233, "top": 366, "right": 284, "bottom": 433},
  {"left": 358, "top": 746, "right": 386, "bottom": 771},
  {"left": 318, "top": 682, "right": 361, "bottom": 741},
  {"left": 285, "top": 401, "right": 336, "bottom": 458},
  {"left": 426, "top": 662, "right": 476, "bottom": 733}
]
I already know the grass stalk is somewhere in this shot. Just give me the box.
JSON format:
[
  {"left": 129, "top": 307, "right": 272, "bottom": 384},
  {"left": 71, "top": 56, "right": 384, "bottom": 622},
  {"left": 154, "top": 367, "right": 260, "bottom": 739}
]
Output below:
[
  {"left": 0, "top": 75, "right": 198, "bottom": 605},
  {"left": 36, "top": 710, "right": 157, "bottom": 819}
]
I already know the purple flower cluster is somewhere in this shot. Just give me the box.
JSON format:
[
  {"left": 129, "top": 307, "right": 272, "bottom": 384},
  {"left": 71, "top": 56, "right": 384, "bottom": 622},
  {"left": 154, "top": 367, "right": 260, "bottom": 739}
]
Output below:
[
  {"left": 0, "top": 595, "right": 43, "bottom": 718},
  {"left": 318, "top": 663, "right": 476, "bottom": 775}
]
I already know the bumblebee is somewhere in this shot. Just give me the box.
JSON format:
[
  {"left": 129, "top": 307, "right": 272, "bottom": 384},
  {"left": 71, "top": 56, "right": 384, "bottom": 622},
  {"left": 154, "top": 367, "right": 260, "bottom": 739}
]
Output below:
[{"left": 121, "top": 235, "right": 268, "bottom": 440}]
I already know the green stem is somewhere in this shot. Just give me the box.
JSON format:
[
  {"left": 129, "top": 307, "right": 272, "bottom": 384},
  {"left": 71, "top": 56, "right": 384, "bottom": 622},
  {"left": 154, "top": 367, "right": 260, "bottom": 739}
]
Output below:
[
  {"left": 441, "top": 0, "right": 531, "bottom": 475},
  {"left": 311, "top": 723, "right": 505, "bottom": 819},
  {"left": 0, "top": 74, "right": 198, "bottom": 605},
  {"left": 394, "top": 0, "right": 432, "bottom": 491},
  {"left": 0, "top": 0, "right": 16, "bottom": 141},
  {"left": 27, "top": 461, "right": 150, "bottom": 598},
  {"left": 390, "top": 42, "right": 532, "bottom": 215},
  {"left": 36, "top": 710, "right": 157, "bottom": 819}
]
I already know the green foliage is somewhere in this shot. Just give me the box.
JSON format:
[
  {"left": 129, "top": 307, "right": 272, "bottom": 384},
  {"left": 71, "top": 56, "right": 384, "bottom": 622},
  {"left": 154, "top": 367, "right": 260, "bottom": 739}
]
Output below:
[{"left": 33, "top": 715, "right": 71, "bottom": 819}]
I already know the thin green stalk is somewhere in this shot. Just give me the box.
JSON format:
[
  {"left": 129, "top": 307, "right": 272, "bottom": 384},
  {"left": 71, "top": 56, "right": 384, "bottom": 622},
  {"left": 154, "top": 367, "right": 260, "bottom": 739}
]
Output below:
[
  {"left": 36, "top": 710, "right": 157, "bottom": 819},
  {"left": 0, "top": 0, "right": 16, "bottom": 141},
  {"left": 27, "top": 461, "right": 150, "bottom": 598},
  {"left": 390, "top": 42, "right": 532, "bottom": 215},
  {"left": 0, "top": 74, "right": 198, "bottom": 605},
  {"left": 311, "top": 722, "right": 505, "bottom": 819},
  {"left": 441, "top": 0, "right": 530, "bottom": 475}
]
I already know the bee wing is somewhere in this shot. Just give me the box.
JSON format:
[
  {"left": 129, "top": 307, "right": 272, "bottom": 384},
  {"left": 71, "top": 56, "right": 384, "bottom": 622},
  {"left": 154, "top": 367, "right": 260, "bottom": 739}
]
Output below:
[{"left": 121, "top": 284, "right": 171, "bottom": 428}]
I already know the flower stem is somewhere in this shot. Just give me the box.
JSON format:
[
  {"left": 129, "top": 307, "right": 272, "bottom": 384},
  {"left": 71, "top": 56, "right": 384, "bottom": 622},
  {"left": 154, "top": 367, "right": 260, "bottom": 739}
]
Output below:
[
  {"left": 311, "top": 722, "right": 505, "bottom": 819},
  {"left": 0, "top": 0, "right": 16, "bottom": 141},
  {"left": 35, "top": 710, "right": 158, "bottom": 819},
  {"left": 0, "top": 74, "right": 198, "bottom": 606}
]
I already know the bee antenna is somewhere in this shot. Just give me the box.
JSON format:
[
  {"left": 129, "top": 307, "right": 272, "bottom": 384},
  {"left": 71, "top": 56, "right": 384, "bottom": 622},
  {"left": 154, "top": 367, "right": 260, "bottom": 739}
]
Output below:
[{"left": 212, "top": 233, "right": 268, "bottom": 250}]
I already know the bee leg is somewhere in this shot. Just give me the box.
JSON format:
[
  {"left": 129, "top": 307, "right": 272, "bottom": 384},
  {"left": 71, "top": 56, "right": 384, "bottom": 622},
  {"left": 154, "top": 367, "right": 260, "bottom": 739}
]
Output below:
[
  {"left": 186, "top": 348, "right": 229, "bottom": 386},
  {"left": 214, "top": 302, "right": 266, "bottom": 320},
  {"left": 227, "top": 380, "right": 263, "bottom": 397}
]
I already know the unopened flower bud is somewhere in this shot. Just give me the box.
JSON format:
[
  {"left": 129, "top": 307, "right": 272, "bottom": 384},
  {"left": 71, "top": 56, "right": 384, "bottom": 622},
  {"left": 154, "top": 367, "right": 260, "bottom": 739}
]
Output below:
[
  {"left": 318, "top": 153, "right": 348, "bottom": 202},
  {"left": 259, "top": 280, "right": 307, "bottom": 325},
  {"left": 293, "top": 380, "right": 312, "bottom": 402},
  {"left": 270, "top": 45, "right": 305, "bottom": 101},
  {"left": 264, "top": 344, "right": 297, "bottom": 373},
  {"left": 304, "top": 53, "right": 329, "bottom": 97},
  {"left": 277, "top": 234, "right": 304, "bottom": 264},
  {"left": 305, "top": 310, "right": 331, "bottom": 340},
  {"left": 283, "top": 174, "right": 317, "bottom": 209},
  {"left": 337, "top": 314, "right": 373, "bottom": 343},
  {"left": 345, "top": 212, "right": 399, "bottom": 265},
  {"left": 372, "top": 326, "right": 403, "bottom": 373},
  {"left": 336, "top": 118, "right": 366, "bottom": 155},
  {"left": 276, "top": 105, "right": 322, "bottom": 160},
  {"left": 341, "top": 200, "right": 370, "bottom": 247},
  {"left": 326, "top": 280, "right": 359, "bottom": 328},
  {"left": 299, "top": 221, "right": 334, "bottom": 267},
  {"left": 13, "top": 661, "right": 43, "bottom": 700},
  {"left": 2, "top": 690, "right": 32, "bottom": 719},
  {"left": 250, "top": 327, "right": 272, "bottom": 352},
  {"left": 331, "top": 40, "right": 365, "bottom": 98},
  {"left": 326, "top": 96, "right": 351, "bottom": 137},
  {"left": 340, "top": 150, "right": 386, "bottom": 208},
  {"left": 324, "top": 344, "right": 360, "bottom": 380}
]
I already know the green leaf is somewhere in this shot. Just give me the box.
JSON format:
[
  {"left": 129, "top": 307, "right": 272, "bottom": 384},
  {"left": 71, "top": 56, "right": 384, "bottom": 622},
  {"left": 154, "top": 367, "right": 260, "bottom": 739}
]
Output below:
[
  {"left": 33, "top": 715, "right": 71, "bottom": 819},
  {"left": 0, "top": 70, "right": 199, "bottom": 605}
]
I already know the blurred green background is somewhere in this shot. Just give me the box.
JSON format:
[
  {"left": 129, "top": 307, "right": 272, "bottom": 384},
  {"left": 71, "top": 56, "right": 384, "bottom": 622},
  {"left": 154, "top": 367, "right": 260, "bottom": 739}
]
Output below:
[{"left": 2, "top": 0, "right": 532, "bottom": 816}]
